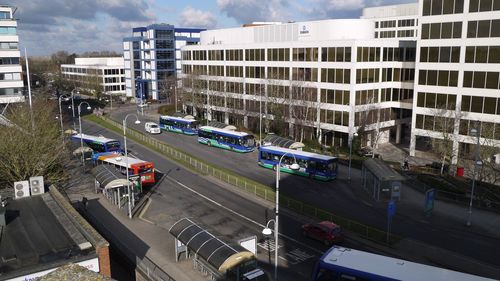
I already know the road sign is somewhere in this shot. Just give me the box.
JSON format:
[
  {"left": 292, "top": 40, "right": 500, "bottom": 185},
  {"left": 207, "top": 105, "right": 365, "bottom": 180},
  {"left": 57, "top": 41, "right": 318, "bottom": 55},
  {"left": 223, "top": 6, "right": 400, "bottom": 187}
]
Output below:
[
  {"left": 387, "top": 200, "right": 396, "bottom": 218},
  {"left": 424, "top": 188, "right": 436, "bottom": 214}
]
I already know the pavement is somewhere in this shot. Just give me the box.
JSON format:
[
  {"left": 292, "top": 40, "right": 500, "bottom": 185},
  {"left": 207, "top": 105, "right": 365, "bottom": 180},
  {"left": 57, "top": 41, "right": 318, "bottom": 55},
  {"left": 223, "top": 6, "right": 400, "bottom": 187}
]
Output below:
[{"left": 69, "top": 104, "right": 500, "bottom": 280}]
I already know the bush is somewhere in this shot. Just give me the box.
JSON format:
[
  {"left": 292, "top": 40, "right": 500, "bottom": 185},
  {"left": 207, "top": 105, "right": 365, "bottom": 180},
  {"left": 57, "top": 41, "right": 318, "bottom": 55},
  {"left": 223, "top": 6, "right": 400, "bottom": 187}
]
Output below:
[{"left": 157, "top": 104, "right": 175, "bottom": 115}]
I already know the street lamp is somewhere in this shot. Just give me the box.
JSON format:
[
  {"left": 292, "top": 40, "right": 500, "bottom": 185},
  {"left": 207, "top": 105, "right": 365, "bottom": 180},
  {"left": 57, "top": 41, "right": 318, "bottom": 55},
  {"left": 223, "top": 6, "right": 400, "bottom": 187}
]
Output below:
[
  {"left": 77, "top": 102, "right": 92, "bottom": 165},
  {"left": 263, "top": 153, "right": 299, "bottom": 281},
  {"left": 57, "top": 94, "right": 70, "bottom": 140},
  {"left": 467, "top": 128, "right": 482, "bottom": 227},
  {"left": 348, "top": 131, "right": 359, "bottom": 182},
  {"left": 70, "top": 88, "right": 78, "bottom": 130},
  {"left": 170, "top": 85, "right": 178, "bottom": 112},
  {"left": 123, "top": 113, "right": 141, "bottom": 219}
]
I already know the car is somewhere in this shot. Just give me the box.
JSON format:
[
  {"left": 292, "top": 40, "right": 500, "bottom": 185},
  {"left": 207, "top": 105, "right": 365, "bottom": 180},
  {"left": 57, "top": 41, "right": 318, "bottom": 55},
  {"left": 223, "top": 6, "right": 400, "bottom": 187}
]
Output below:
[
  {"left": 301, "top": 221, "right": 343, "bottom": 246},
  {"left": 145, "top": 122, "right": 161, "bottom": 134}
]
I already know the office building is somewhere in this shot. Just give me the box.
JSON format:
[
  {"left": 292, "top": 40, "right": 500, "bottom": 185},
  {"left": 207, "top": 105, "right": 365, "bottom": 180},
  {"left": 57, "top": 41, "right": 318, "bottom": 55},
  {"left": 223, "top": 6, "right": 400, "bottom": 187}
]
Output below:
[
  {"left": 123, "top": 24, "right": 205, "bottom": 101},
  {"left": 409, "top": 0, "right": 500, "bottom": 164},
  {"left": 0, "top": 5, "right": 23, "bottom": 104},
  {"left": 60, "top": 57, "right": 125, "bottom": 96},
  {"left": 180, "top": 5, "right": 418, "bottom": 148}
]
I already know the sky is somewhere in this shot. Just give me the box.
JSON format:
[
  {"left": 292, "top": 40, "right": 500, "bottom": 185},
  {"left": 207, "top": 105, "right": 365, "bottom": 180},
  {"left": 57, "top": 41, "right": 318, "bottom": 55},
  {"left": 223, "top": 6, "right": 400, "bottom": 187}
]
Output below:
[{"left": 5, "top": 0, "right": 415, "bottom": 57}]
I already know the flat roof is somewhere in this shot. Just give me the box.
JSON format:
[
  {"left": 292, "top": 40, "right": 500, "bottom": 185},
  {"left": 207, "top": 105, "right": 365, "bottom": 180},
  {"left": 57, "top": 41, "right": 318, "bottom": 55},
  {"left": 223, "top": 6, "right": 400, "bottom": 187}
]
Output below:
[
  {"left": 199, "top": 126, "right": 251, "bottom": 137},
  {"left": 71, "top": 133, "right": 119, "bottom": 144},
  {"left": 97, "top": 154, "right": 151, "bottom": 166},
  {"left": 160, "top": 115, "right": 197, "bottom": 123},
  {"left": 0, "top": 191, "right": 99, "bottom": 279},
  {"left": 321, "top": 247, "right": 495, "bottom": 281},
  {"left": 259, "top": 145, "right": 336, "bottom": 161},
  {"left": 362, "top": 158, "right": 405, "bottom": 182}
]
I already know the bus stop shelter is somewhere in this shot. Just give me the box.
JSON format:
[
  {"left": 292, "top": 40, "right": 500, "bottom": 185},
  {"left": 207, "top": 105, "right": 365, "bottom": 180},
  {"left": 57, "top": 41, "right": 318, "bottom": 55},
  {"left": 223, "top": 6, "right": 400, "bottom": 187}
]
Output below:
[
  {"left": 261, "top": 134, "right": 304, "bottom": 150},
  {"left": 208, "top": 120, "right": 237, "bottom": 131},
  {"left": 361, "top": 158, "right": 405, "bottom": 201},
  {"left": 169, "top": 218, "right": 262, "bottom": 281},
  {"left": 91, "top": 165, "right": 131, "bottom": 210}
]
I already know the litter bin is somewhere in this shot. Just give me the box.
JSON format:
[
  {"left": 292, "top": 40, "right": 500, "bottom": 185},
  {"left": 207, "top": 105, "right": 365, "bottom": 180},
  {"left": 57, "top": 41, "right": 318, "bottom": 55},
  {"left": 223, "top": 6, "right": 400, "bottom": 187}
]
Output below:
[{"left": 457, "top": 166, "right": 464, "bottom": 177}]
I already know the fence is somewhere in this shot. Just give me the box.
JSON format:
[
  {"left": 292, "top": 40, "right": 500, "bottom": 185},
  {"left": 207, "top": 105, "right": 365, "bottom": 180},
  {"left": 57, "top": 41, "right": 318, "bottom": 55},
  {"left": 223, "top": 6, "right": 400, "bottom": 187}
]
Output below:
[{"left": 88, "top": 115, "right": 399, "bottom": 244}]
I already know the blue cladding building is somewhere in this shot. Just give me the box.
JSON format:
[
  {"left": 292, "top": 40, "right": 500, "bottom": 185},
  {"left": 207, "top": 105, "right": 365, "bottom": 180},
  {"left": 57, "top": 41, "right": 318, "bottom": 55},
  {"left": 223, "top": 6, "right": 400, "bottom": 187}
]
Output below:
[{"left": 123, "top": 24, "right": 205, "bottom": 101}]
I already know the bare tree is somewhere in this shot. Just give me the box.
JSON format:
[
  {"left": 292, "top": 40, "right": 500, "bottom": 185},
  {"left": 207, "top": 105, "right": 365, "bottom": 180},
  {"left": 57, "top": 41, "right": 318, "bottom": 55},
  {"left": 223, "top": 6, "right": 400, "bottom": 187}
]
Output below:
[
  {"left": 355, "top": 95, "right": 388, "bottom": 158},
  {"left": 180, "top": 70, "right": 208, "bottom": 119},
  {"left": 0, "top": 98, "right": 69, "bottom": 188},
  {"left": 289, "top": 82, "right": 319, "bottom": 143},
  {"left": 158, "top": 74, "right": 177, "bottom": 103},
  {"left": 470, "top": 122, "right": 500, "bottom": 185}
]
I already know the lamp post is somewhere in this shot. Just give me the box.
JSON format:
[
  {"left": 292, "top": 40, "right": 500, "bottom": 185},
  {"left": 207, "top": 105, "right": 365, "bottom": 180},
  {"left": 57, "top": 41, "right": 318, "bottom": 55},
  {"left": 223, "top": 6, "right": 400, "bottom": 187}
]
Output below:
[
  {"left": 467, "top": 128, "right": 482, "bottom": 227},
  {"left": 348, "top": 132, "right": 358, "bottom": 182},
  {"left": 57, "top": 94, "right": 70, "bottom": 140},
  {"left": 262, "top": 153, "right": 299, "bottom": 281},
  {"left": 123, "top": 113, "right": 141, "bottom": 219},
  {"left": 69, "top": 88, "right": 78, "bottom": 130},
  {"left": 77, "top": 102, "right": 92, "bottom": 165}
]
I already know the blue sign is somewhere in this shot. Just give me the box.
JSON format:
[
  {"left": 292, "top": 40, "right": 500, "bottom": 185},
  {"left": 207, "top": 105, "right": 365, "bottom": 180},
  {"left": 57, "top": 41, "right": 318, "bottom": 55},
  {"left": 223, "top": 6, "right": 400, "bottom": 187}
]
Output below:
[
  {"left": 387, "top": 200, "right": 396, "bottom": 218},
  {"left": 425, "top": 188, "right": 436, "bottom": 213}
]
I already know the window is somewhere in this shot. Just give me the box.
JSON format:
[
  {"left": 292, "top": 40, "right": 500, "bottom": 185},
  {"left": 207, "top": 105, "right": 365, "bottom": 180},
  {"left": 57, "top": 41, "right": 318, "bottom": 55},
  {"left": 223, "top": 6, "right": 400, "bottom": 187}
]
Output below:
[
  {"left": 356, "top": 47, "right": 380, "bottom": 62},
  {"left": 422, "top": 22, "right": 462, "bottom": 39},
  {"left": 423, "top": 0, "right": 464, "bottom": 15},
  {"left": 321, "top": 47, "right": 351, "bottom": 62}
]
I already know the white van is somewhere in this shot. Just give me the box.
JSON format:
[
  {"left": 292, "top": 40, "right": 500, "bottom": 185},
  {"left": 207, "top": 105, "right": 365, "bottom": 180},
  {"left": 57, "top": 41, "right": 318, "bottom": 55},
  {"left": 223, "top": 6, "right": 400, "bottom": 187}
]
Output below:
[{"left": 145, "top": 122, "right": 161, "bottom": 134}]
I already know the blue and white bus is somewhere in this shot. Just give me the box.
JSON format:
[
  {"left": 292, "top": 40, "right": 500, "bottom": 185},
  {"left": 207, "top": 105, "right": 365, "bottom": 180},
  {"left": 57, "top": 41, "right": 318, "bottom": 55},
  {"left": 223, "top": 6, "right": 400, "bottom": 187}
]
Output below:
[
  {"left": 312, "top": 246, "right": 495, "bottom": 281},
  {"left": 258, "top": 146, "right": 338, "bottom": 181},
  {"left": 159, "top": 115, "right": 199, "bottom": 135},
  {"left": 197, "top": 126, "right": 256, "bottom": 153},
  {"left": 70, "top": 133, "right": 122, "bottom": 160}
]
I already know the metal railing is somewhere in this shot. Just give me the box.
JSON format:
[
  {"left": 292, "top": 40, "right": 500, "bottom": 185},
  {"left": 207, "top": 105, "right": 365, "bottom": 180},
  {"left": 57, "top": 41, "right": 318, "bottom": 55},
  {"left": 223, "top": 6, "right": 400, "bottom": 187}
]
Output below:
[{"left": 90, "top": 115, "right": 399, "bottom": 244}]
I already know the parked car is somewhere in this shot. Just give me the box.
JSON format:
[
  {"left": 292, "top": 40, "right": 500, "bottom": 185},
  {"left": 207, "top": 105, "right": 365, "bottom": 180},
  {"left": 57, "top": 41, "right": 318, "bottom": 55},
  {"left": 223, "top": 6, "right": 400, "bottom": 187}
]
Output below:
[
  {"left": 357, "top": 146, "right": 380, "bottom": 158},
  {"left": 145, "top": 122, "right": 161, "bottom": 134},
  {"left": 301, "top": 221, "right": 343, "bottom": 246}
]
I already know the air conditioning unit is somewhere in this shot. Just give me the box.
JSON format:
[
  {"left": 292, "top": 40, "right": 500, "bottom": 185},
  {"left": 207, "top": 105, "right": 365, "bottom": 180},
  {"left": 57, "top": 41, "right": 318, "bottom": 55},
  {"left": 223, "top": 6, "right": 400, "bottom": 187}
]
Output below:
[
  {"left": 29, "top": 176, "right": 45, "bottom": 196},
  {"left": 14, "top": 181, "right": 30, "bottom": 199}
]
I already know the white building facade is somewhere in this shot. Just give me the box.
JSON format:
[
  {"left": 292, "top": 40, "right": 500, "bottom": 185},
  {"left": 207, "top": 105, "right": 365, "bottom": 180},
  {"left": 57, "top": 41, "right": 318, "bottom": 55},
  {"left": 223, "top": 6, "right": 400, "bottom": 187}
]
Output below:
[
  {"left": 180, "top": 13, "right": 418, "bottom": 147},
  {"left": 409, "top": 0, "right": 500, "bottom": 164},
  {"left": 61, "top": 57, "right": 125, "bottom": 96},
  {"left": 122, "top": 24, "right": 204, "bottom": 101},
  {"left": 0, "top": 6, "right": 23, "bottom": 104}
]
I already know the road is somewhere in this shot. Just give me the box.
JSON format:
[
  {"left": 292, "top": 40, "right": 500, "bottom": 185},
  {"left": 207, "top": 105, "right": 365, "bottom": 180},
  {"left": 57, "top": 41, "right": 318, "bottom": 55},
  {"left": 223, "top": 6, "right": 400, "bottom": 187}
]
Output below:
[{"left": 107, "top": 107, "right": 500, "bottom": 273}]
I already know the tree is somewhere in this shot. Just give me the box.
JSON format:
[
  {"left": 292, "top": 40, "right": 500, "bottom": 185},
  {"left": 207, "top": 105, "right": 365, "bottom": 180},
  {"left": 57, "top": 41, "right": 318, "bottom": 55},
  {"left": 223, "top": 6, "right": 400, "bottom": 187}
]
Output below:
[
  {"left": 289, "top": 82, "right": 319, "bottom": 143},
  {"left": 0, "top": 98, "right": 69, "bottom": 188},
  {"left": 266, "top": 76, "right": 290, "bottom": 136},
  {"left": 469, "top": 122, "right": 500, "bottom": 185},
  {"left": 355, "top": 95, "right": 388, "bottom": 158},
  {"left": 180, "top": 71, "right": 208, "bottom": 119},
  {"left": 158, "top": 74, "right": 177, "bottom": 103}
]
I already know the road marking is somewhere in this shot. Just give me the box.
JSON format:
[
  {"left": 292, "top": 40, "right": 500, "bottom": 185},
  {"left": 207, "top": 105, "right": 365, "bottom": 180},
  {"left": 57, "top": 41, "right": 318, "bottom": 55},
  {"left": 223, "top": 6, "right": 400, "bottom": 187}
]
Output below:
[{"left": 168, "top": 176, "right": 323, "bottom": 255}]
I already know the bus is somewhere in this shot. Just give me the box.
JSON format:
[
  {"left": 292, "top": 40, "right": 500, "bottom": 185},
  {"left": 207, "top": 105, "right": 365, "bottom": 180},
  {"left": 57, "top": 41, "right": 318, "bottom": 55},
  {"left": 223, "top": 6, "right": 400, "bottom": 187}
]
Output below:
[
  {"left": 258, "top": 146, "right": 338, "bottom": 181},
  {"left": 95, "top": 154, "right": 155, "bottom": 186},
  {"left": 312, "top": 246, "right": 495, "bottom": 281},
  {"left": 70, "top": 133, "right": 122, "bottom": 158},
  {"left": 159, "top": 115, "right": 199, "bottom": 135},
  {"left": 197, "top": 126, "right": 256, "bottom": 153}
]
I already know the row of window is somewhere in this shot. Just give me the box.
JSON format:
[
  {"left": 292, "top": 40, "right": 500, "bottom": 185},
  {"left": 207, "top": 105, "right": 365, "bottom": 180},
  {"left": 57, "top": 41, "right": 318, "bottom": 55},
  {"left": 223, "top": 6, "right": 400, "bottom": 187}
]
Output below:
[
  {"left": 291, "top": 87, "right": 317, "bottom": 102},
  {"left": 463, "top": 71, "right": 500, "bottom": 89},
  {"left": 320, "top": 109, "right": 349, "bottom": 126},
  {"left": 155, "top": 40, "right": 174, "bottom": 49},
  {"left": 462, "top": 95, "right": 500, "bottom": 114},
  {"left": 157, "top": 61, "right": 174, "bottom": 70},
  {"left": 103, "top": 69, "right": 124, "bottom": 75},
  {"left": 357, "top": 47, "right": 380, "bottom": 62},
  {"left": 0, "top": 57, "right": 18, "bottom": 65},
  {"left": 377, "top": 20, "right": 396, "bottom": 29},
  {"left": 209, "top": 50, "right": 224, "bottom": 61},
  {"left": 320, "top": 89, "right": 350, "bottom": 105},
  {"left": 293, "top": 48, "right": 318, "bottom": 62},
  {"left": 418, "top": 70, "right": 459, "bottom": 87},
  {"left": 320, "top": 68, "right": 351, "bottom": 84},
  {"left": 104, "top": 85, "right": 125, "bottom": 91},
  {"left": 245, "top": 66, "right": 264, "bottom": 78},
  {"left": 459, "top": 120, "right": 500, "bottom": 140},
  {"left": 104, "top": 77, "right": 125, "bottom": 84},
  {"left": 193, "top": 50, "right": 207, "bottom": 61},
  {"left": 156, "top": 50, "right": 174, "bottom": 60},
  {"left": 226, "top": 49, "right": 243, "bottom": 61},
  {"left": 398, "top": 30, "right": 415, "bottom": 38},
  {"left": 0, "top": 27, "right": 16, "bottom": 35},
  {"left": 415, "top": 114, "right": 455, "bottom": 133},
  {"left": 381, "top": 88, "right": 414, "bottom": 102},
  {"left": 0, "top": 42, "right": 17, "bottom": 50},
  {"left": 209, "top": 80, "right": 225, "bottom": 92},
  {"left": 416, "top": 92, "right": 457, "bottom": 110},
  {"left": 62, "top": 67, "right": 101, "bottom": 75},
  {"left": 246, "top": 49, "right": 265, "bottom": 61},
  {"left": 155, "top": 30, "right": 174, "bottom": 39},
  {"left": 0, "top": 88, "right": 20, "bottom": 96},
  {"left": 465, "top": 46, "right": 500, "bottom": 63},
  {"left": 421, "top": 22, "right": 462, "bottom": 40},
  {"left": 227, "top": 81, "right": 243, "bottom": 94},
  {"left": 355, "top": 89, "right": 379, "bottom": 105},
  {"left": 416, "top": 115, "right": 500, "bottom": 140},
  {"left": 292, "top": 67, "right": 318, "bottom": 81},
  {"left": 382, "top": 68, "right": 415, "bottom": 82},
  {"left": 422, "top": 0, "right": 464, "bottom": 16},
  {"left": 469, "top": 0, "right": 500, "bottom": 12},
  {"left": 398, "top": 19, "right": 416, "bottom": 27},
  {"left": 378, "top": 31, "right": 396, "bottom": 38},
  {"left": 355, "top": 68, "right": 380, "bottom": 84},
  {"left": 267, "top": 48, "right": 289, "bottom": 61},
  {"left": 209, "top": 65, "right": 224, "bottom": 76},
  {"left": 467, "top": 20, "right": 500, "bottom": 38},
  {"left": 0, "top": 11, "right": 11, "bottom": 19},
  {"left": 321, "top": 47, "right": 351, "bottom": 62},
  {"left": 0, "top": 72, "right": 20, "bottom": 81},
  {"left": 420, "top": 46, "right": 460, "bottom": 63},
  {"left": 383, "top": 47, "right": 416, "bottom": 62}
]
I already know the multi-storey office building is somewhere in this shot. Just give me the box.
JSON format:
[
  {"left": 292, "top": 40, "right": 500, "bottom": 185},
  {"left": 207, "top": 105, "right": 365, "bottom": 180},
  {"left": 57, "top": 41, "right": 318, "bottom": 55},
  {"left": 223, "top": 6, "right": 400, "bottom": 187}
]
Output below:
[
  {"left": 0, "top": 6, "right": 23, "bottom": 104},
  {"left": 409, "top": 0, "right": 500, "bottom": 164},
  {"left": 180, "top": 14, "right": 417, "bottom": 147},
  {"left": 61, "top": 57, "right": 125, "bottom": 96},
  {"left": 123, "top": 24, "right": 204, "bottom": 101}
]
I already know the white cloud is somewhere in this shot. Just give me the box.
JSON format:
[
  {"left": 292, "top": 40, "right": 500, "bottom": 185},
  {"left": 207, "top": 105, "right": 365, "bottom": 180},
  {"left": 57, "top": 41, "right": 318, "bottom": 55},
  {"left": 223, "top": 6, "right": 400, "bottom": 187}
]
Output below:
[
  {"left": 178, "top": 7, "right": 217, "bottom": 29},
  {"left": 217, "top": 0, "right": 294, "bottom": 24}
]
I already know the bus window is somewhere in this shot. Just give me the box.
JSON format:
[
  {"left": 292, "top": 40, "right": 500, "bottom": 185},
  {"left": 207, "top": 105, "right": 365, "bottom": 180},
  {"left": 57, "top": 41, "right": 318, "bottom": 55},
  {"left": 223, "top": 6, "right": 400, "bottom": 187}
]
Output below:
[
  {"left": 261, "top": 151, "right": 270, "bottom": 160},
  {"left": 308, "top": 161, "right": 316, "bottom": 170},
  {"left": 317, "top": 162, "right": 328, "bottom": 173},
  {"left": 138, "top": 166, "right": 152, "bottom": 174},
  {"left": 107, "top": 141, "right": 121, "bottom": 151}
]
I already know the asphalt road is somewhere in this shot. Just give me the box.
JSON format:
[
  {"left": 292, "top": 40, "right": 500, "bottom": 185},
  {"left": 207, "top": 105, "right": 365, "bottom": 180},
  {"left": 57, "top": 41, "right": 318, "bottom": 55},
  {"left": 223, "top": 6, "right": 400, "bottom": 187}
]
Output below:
[{"left": 107, "top": 107, "right": 500, "bottom": 272}]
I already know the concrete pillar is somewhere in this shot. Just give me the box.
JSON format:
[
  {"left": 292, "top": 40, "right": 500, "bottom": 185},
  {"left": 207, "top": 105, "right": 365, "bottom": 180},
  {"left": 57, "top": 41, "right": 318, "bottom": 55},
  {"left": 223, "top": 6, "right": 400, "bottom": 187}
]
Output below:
[
  {"left": 409, "top": 131, "right": 416, "bottom": 157},
  {"left": 396, "top": 124, "right": 402, "bottom": 144},
  {"left": 451, "top": 139, "right": 459, "bottom": 165}
]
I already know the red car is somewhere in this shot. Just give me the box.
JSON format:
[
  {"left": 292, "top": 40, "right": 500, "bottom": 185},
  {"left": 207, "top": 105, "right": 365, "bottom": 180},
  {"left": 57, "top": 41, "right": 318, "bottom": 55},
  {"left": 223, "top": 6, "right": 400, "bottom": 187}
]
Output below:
[{"left": 302, "top": 221, "right": 343, "bottom": 246}]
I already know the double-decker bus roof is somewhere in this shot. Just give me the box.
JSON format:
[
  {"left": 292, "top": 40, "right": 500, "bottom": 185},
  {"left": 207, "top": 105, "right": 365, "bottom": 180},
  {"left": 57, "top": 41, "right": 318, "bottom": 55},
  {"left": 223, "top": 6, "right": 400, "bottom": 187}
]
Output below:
[
  {"left": 97, "top": 154, "right": 151, "bottom": 167},
  {"left": 72, "top": 133, "right": 118, "bottom": 144},
  {"left": 260, "top": 146, "right": 335, "bottom": 161},
  {"left": 160, "top": 115, "right": 198, "bottom": 123},
  {"left": 199, "top": 126, "right": 252, "bottom": 137},
  {"left": 320, "top": 246, "right": 494, "bottom": 281}
]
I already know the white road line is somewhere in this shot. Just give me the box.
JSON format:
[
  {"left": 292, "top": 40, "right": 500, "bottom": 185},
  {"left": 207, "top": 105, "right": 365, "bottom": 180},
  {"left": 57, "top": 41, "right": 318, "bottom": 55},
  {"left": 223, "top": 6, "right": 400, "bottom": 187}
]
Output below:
[{"left": 167, "top": 176, "right": 323, "bottom": 255}]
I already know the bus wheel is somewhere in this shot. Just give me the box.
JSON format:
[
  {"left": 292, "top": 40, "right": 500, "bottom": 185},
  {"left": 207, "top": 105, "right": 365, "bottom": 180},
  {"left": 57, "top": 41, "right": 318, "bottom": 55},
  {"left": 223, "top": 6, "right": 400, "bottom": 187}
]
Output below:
[
  {"left": 273, "top": 165, "right": 277, "bottom": 171},
  {"left": 207, "top": 141, "right": 211, "bottom": 146}
]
